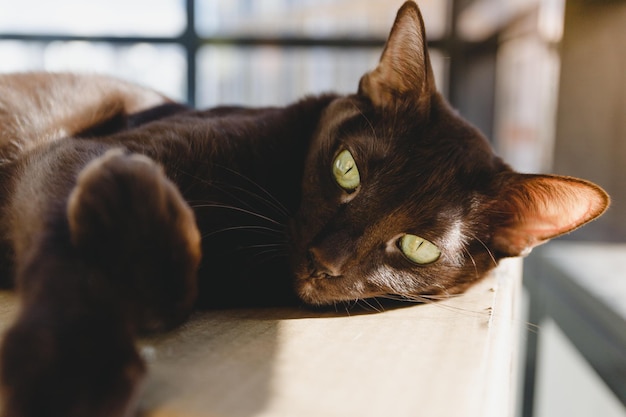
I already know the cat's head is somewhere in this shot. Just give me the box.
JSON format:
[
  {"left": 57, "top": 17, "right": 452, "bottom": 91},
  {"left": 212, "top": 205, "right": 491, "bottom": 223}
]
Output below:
[{"left": 289, "top": 1, "right": 609, "bottom": 306}]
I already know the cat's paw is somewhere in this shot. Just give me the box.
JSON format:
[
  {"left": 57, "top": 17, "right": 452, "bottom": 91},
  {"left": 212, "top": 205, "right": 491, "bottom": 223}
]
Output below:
[
  {"left": 0, "top": 310, "right": 144, "bottom": 417},
  {"left": 67, "top": 148, "right": 201, "bottom": 330}
]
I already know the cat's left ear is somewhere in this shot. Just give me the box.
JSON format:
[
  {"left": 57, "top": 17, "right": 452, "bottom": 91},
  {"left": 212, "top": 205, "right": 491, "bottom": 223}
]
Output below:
[
  {"left": 489, "top": 174, "right": 610, "bottom": 257},
  {"left": 358, "top": 1, "right": 436, "bottom": 110}
]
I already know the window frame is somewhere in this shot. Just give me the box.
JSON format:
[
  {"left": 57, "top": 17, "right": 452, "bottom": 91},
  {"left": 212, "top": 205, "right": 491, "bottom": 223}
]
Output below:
[{"left": 0, "top": 0, "right": 488, "bottom": 115}]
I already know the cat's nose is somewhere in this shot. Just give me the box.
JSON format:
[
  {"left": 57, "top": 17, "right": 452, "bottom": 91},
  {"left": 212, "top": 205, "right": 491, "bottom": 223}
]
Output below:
[{"left": 307, "top": 247, "right": 346, "bottom": 278}]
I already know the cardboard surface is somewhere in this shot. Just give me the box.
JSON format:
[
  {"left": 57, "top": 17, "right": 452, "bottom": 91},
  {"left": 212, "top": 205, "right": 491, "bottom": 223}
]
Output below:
[{"left": 0, "top": 258, "right": 523, "bottom": 417}]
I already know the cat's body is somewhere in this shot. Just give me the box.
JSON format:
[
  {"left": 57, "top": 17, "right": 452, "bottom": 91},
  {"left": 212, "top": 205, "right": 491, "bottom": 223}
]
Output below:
[
  {"left": 0, "top": 2, "right": 609, "bottom": 416},
  {"left": 0, "top": 79, "right": 333, "bottom": 308}
]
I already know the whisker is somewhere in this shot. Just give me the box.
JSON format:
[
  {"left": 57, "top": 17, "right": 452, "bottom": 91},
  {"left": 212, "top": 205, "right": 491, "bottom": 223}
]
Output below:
[
  {"left": 202, "top": 225, "right": 285, "bottom": 239},
  {"left": 523, "top": 321, "right": 542, "bottom": 334},
  {"left": 358, "top": 298, "right": 382, "bottom": 313},
  {"left": 350, "top": 101, "right": 379, "bottom": 143},
  {"left": 175, "top": 166, "right": 289, "bottom": 221},
  {"left": 462, "top": 246, "right": 479, "bottom": 279},
  {"left": 211, "top": 180, "right": 289, "bottom": 219},
  {"left": 471, "top": 234, "right": 498, "bottom": 267},
  {"left": 214, "top": 164, "right": 291, "bottom": 216},
  {"left": 418, "top": 293, "right": 466, "bottom": 300},
  {"left": 383, "top": 294, "right": 540, "bottom": 335},
  {"left": 241, "top": 243, "right": 286, "bottom": 250},
  {"left": 222, "top": 243, "right": 288, "bottom": 264},
  {"left": 379, "top": 294, "right": 490, "bottom": 318},
  {"left": 246, "top": 249, "right": 289, "bottom": 267},
  {"left": 372, "top": 297, "right": 386, "bottom": 312},
  {"left": 343, "top": 301, "right": 352, "bottom": 316},
  {"left": 347, "top": 299, "right": 359, "bottom": 311},
  {"left": 190, "top": 203, "right": 283, "bottom": 226}
]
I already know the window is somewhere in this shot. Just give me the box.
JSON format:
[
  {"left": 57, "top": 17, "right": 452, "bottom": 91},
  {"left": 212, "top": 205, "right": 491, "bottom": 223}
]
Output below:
[{"left": 0, "top": 0, "right": 450, "bottom": 107}]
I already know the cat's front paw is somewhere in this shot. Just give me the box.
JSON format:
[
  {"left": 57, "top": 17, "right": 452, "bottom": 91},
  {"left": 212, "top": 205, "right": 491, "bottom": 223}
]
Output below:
[
  {"left": 67, "top": 148, "right": 201, "bottom": 330},
  {"left": 0, "top": 310, "right": 144, "bottom": 417}
]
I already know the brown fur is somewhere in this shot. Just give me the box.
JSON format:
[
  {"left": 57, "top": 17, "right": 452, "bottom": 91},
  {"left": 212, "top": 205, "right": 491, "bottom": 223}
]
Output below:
[
  {"left": 0, "top": 73, "right": 169, "bottom": 161},
  {"left": 0, "top": 2, "right": 609, "bottom": 416}
]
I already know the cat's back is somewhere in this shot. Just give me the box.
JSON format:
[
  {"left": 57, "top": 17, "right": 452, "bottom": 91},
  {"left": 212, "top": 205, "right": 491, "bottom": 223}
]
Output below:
[{"left": 0, "top": 72, "right": 169, "bottom": 162}]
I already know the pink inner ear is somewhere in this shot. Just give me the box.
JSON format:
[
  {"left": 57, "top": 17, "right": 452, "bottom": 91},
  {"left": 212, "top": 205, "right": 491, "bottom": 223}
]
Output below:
[{"left": 492, "top": 174, "right": 609, "bottom": 256}]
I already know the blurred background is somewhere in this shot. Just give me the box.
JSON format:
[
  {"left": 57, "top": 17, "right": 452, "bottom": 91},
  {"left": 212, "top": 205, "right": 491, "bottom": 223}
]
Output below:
[{"left": 0, "top": 0, "right": 624, "bottom": 416}]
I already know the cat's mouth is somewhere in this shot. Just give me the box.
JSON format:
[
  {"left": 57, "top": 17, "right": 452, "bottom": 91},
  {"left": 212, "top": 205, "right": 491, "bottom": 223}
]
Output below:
[
  {"left": 296, "top": 276, "right": 351, "bottom": 306},
  {"left": 287, "top": 240, "right": 372, "bottom": 304},
  {"left": 291, "top": 258, "right": 343, "bottom": 305},
  {"left": 294, "top": 269, "right": 383, "bottom": 306}
]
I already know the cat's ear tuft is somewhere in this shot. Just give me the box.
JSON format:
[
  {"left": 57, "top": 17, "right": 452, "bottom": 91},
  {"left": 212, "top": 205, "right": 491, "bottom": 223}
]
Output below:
[
  {"left": 489, "top": 174, "right": 610, "bottom": 257},
  {"left": 358, "top": 1, "right": 436, "bottom": 109}
]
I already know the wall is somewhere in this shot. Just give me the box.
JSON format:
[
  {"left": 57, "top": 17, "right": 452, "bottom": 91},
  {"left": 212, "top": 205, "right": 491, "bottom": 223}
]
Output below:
[{"left": 553, "top": 0, "right": 626, "bottom": 242}]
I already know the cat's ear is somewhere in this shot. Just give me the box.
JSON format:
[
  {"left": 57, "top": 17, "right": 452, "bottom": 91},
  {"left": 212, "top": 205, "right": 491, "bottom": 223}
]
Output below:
[
  {"left": 489, "top": 174, "right": 609, "bottom": 257},
  {"left": 358, "top": 1, "right": 436, "bottom": 109}
]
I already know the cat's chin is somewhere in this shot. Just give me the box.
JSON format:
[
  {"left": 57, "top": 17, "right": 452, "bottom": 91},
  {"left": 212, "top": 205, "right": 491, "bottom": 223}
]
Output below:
[
  {"left": 294, "top": 275, "right": 375, "bottom": 306},
  {"left": 295, "top": 277, "right": 334, "bottom": 306}
]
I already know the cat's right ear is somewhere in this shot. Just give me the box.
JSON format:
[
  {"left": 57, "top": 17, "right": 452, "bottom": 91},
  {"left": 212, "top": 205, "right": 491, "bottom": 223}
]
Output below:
[
  {"left": 358, "top": 1, "right": 436, "bottom": 110},
  {"left": 488, "top": 174, "right": 610, "bottom": 257}
]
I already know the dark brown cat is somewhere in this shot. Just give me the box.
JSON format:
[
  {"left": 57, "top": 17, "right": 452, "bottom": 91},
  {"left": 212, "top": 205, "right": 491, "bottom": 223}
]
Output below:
[{"left": 0, "top": 2, "right": 609, "bottom": 416}]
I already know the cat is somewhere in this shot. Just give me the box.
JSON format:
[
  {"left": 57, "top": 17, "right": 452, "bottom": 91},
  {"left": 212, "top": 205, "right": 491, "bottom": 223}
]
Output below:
[{"left": 0, "top": 2, "right": 609, "bottom": 416}]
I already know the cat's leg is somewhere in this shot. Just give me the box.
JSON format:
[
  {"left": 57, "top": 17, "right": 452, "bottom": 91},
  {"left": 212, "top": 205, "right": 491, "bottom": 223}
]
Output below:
[
  {"left": 66, "top": 149, "right": 201, "bottom": 330},
  {"left": 0, "top": 149, "right": 201, "bottom": 417}
]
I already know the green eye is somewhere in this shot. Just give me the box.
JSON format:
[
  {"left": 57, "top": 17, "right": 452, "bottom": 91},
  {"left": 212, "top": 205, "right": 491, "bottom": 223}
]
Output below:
[
  {"left": 399, "top": 234, "right": 441, "bottom": 265},
  {"left": 332, "top": 150, "right": 360, "bottom": 191}
]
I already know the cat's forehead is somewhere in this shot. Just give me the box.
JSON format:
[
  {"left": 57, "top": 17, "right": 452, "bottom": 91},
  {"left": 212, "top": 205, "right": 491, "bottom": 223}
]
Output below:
[
  {"left": 319, "top": 95, "right": 501, "bottom": 195},
  {"left": 324, "top": 96, "right": 490, "bottom": 152}
]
